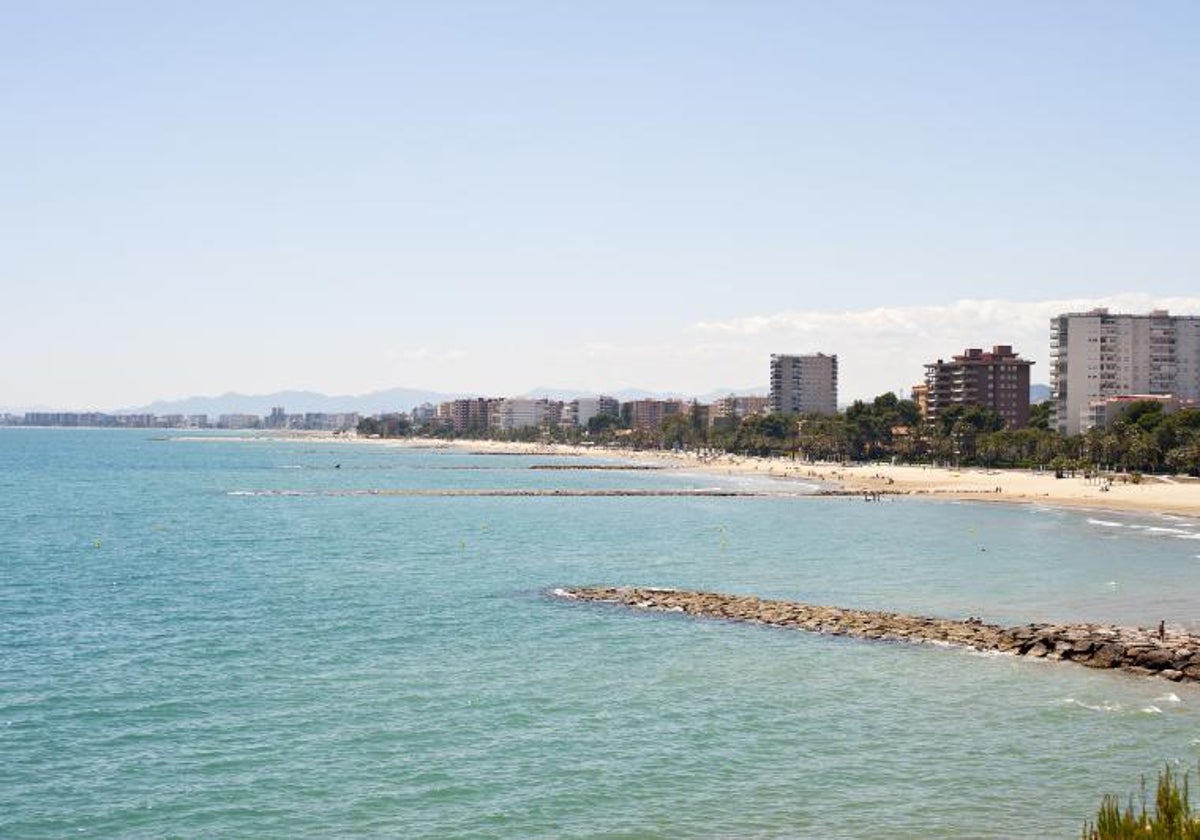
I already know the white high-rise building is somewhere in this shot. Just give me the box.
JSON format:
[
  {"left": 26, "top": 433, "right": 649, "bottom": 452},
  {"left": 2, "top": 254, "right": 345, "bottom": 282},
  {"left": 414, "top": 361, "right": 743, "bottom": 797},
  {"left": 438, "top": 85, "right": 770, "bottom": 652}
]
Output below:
[
  {"left": 567, "top": 396, "right": 620, "bottom": 429},
  {"left": 1049, "top": 309, "right": 1200, "bottom": 435},
  {"left": 769, "top": 353, "right": 838, "bottom": 415},
  {"left": 491, "top": 398, "right": 553, "bottom": 432}
]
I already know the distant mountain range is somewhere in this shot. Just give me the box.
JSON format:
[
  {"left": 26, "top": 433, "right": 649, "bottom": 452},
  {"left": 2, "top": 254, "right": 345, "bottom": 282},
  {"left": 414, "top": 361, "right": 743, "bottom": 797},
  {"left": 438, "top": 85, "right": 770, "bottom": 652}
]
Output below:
[
  {"left": 124, "top": 388, "right": 462, "bottom": 417},
  {"left": 9, "top": 383, "right": 1053, "bottom": 417}
]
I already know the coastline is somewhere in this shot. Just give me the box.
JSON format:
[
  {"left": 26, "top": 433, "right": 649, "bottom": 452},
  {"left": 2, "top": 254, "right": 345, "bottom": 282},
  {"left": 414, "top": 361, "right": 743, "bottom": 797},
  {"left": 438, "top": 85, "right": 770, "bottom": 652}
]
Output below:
[
  {"left": 337, "top": 435, "right": 1200, "bottom": 519},
  {"left": 184, "top": 430, "right": 1200, "bottom": 519}
]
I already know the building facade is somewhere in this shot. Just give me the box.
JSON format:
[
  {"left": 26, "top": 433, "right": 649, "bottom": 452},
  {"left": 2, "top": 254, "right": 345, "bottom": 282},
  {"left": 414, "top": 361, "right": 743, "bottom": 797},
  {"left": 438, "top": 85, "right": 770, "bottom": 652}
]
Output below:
[
  {"left": 1085, "top": 394, "right": 1190, "bottom": 431},
  {"left": 910, "top": 383, "right": 930, "bottom": 419},
  {"left": 626, "top": 399, "right": 684, "bottom": 431},
  {"left": 567, "top": 396, "right": 620, "bottom": 429},
  {"left": 768, "top": 353, "right": 838, "bottom": 415},
  {"left": 441, "top": 398, "right": 494, "bottom": 434},
  {"left": 923, "top": 345, "right": 1034, "bottom": 428},
  {"left": 1050, "top": 309, "right": 1200, "bottom": 435},
  {"left": 710, "top": 394, "right": 768, "bottom": 426},
  {"left": 491, "top": 398, "right": 555, "bottom": 432}
]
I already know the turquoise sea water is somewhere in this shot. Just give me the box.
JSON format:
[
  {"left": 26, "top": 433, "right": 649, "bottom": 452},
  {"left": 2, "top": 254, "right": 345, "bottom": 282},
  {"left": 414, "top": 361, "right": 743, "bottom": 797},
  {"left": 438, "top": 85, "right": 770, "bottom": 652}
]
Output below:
[{"left": 3, "top": 430, "right": 1200, "bottom": 838}]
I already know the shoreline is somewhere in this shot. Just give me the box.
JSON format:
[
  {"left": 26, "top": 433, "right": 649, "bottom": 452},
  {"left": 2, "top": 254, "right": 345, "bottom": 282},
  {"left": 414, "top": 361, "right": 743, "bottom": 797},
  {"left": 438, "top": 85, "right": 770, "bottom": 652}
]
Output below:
[
  {"left": 181, "top": 431, "right": 1200, "bottom": 519},
  {"left": 352, "top": 436, "right": 1200, "bottom": 519}
]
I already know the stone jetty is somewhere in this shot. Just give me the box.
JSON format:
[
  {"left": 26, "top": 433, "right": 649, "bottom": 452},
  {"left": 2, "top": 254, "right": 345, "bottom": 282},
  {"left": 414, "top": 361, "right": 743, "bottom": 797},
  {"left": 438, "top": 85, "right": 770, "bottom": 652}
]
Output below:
[
  {"left": 558, "top": 586, "right": 1200, "bottom": 684},
  {"left": 234, "top": 488, "right": 765, "bottom": 498},
  {"left": 527, "top": 464, "right": 665, "bottom": 471}
]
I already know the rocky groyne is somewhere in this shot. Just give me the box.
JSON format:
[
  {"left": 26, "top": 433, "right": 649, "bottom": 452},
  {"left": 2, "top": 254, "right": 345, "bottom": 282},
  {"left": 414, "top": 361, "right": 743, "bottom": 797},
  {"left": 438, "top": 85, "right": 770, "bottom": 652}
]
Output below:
[
  {"left": 231, "top": 488, "right": 765, "bottom": 498},
  {"left": 557, "top": 586, "right": 1200, "bottom": 684}
]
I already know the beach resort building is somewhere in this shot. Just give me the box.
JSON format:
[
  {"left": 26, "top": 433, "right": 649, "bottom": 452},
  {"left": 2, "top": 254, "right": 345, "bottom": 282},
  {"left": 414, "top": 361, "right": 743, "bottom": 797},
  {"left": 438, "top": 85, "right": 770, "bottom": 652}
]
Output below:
[
  {"left": 1050, "top": 309, "right": 1200, "bottom": 435},
  {"left": 1085, "top": 394, "right": 1192, "bottom": 431},
  {"left": 442, "top": 398, "right": 494, "bottom": 434},
  {"left": 769, "top": 353, "right": 838, "bottom": 415},
  {"left": 491, "top": 398, "right": 554, "bottom": 432},
  {"left": 410, "top": 403, "right": 437, "bottom": 426},
  {"left": 567, "top": 396, "right": 620, "bottom": 429},
  {"left": 710, "top": 394, "right": 768, "bottom": 426},
  {"left": 910, "top": 383, "right": 930, "bottom": 418},
  {"left": 923, "top": 345, "right": 1034, "bottom": 428},
  {"left": 625, "top": 399, "right": 684, "bottom": 431}
]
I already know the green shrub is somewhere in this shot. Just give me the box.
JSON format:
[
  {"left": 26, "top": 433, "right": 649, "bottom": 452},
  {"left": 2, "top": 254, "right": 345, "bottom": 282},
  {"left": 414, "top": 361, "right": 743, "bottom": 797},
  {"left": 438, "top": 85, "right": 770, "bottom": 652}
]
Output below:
[{"left": 1083, "top": 765, "right": 1200, "bottom": 839}]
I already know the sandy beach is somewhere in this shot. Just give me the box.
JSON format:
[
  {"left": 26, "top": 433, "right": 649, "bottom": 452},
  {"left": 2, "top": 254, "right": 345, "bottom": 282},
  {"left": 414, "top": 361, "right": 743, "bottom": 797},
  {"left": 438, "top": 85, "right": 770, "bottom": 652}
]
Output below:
[{"left": 338, "top": 435, "right": 1200, "bottom": 519}]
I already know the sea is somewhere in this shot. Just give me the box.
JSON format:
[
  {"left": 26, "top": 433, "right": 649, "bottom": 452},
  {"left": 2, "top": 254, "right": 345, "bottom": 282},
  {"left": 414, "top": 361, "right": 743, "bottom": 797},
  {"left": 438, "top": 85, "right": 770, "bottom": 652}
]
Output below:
[{"left": 3, "top": 429, "right": 1200, "bottom": 838}]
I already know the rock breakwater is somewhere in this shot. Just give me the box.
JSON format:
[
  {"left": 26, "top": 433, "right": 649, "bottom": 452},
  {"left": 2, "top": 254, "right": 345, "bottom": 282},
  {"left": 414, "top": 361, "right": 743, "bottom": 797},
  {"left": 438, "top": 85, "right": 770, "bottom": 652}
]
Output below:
[
  {"left": 230, "top": 488, "right": 765, "bottom": 498},
  {"left": 558, "top": 587, "right": 1200, "bottom": 684}
]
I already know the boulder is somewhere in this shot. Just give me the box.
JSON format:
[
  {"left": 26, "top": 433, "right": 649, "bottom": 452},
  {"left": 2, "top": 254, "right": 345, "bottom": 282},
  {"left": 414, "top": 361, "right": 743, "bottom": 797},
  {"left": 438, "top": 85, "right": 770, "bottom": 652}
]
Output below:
[
  {"left": 1130, "top": 648, "right": 1176, "bottom": 670},
  {"left": 1081, "top": 644, "right": 1123, "bottom": 669}
]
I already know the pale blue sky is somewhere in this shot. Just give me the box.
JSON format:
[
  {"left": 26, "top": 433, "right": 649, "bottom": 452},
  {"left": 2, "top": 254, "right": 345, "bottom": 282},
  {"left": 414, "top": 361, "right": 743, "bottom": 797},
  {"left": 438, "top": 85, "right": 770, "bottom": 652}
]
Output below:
[{"left": 4, "top": 2, "right": 1198, "bottom": 409}]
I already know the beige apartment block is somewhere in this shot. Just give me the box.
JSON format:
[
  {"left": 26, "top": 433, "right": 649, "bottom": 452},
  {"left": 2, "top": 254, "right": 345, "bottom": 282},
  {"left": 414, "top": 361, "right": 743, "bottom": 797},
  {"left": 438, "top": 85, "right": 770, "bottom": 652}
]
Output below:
[{"left": 769, "top": 353, "right": 838, "bottom": 415}]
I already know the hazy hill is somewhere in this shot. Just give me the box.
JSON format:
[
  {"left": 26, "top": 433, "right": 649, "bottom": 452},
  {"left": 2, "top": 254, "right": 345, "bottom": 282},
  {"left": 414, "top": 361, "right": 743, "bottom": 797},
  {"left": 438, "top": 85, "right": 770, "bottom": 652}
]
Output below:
[{"left": 127, "top": 388, "right": 463, "bottom": 417}]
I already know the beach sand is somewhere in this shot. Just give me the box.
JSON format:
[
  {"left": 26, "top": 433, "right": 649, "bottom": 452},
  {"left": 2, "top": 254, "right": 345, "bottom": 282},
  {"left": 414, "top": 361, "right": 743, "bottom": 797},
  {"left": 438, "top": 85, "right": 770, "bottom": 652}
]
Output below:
[
  {"left": 267, "top": 433, "right": 1200, "bottom": 519},
  {"left": 348, "top": 437, "right": 1200, "bottom": 518}
]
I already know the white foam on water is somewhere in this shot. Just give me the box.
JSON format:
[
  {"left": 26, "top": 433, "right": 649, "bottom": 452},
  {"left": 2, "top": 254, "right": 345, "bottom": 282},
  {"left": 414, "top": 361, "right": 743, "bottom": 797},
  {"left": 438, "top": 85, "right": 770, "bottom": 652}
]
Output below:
[
  {"left": 1154, "top": 693, "right": 1182, "bottom": 704},
  {"left": 1060, "top": 698, "right": 1123, "bottom": 713},
  {"left": 1087, "top": 518, "right": 1125, "bottom": 528},
  {"left": 1141, "top": 705, "right": 1164, "bottom": 715}
]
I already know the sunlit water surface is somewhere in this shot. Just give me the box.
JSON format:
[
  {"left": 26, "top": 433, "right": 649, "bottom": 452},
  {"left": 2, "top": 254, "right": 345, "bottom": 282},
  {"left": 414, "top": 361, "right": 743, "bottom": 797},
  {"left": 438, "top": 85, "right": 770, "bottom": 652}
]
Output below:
[{"left": 3, "top": 430, "right": 1200, "bottom": 838}]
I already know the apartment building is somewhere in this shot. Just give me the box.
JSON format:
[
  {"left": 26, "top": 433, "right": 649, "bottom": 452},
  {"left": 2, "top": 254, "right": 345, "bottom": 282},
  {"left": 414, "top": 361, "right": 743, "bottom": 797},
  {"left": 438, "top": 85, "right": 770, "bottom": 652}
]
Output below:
[
  {"left": 910, "top": 383, "right": 930, "bottom": 418},
  {"left": 923, "top": 345, "right": 1034, "bottom": 428},
  {"left": 440, "top": 398, "right": 494, "bottom": 434},
  {"left": 710, "top": 394, "right": 768, "bottom": 426},
  {"left": 626, "top": 399, "right": 684, "bottom": 431},
  {"left": 1050, "top": 309, "right": 1200, "bottom": 435},
  {"left": 567, "top": 396, "right": 620, "bottom": 429},
  {"left": 768, "top": 353, "right": 838, "bottom": 415},
  {"left": 491, "top": 398, "right": 557, "bottom": 432}
]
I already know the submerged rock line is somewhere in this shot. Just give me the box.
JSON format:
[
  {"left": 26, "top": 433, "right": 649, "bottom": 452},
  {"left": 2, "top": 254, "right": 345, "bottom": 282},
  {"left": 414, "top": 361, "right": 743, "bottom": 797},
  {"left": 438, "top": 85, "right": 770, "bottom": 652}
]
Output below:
[
  {"left": 230, "top": 488, "right": 766, "bottom": 498},
  {"left": 558, "top": 587, "right": 1200, "bottom": 684}
]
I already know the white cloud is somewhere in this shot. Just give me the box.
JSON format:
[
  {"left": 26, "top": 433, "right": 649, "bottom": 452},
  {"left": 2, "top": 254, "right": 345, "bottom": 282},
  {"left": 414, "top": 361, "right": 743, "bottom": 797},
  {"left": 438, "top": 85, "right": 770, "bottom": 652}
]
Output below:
[
  {"left": 694, "top": 295, "right": 1200, "bottom": 338},
  {"left": 690, "top": 294, "right": 1200, "bottom": 400}
]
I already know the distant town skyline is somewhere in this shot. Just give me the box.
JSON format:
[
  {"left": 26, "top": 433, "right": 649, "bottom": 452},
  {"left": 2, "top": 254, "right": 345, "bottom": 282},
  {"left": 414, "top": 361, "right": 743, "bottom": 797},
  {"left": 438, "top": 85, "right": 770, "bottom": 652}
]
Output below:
[{"left": 5, "top": 4, "right": 1198, "bottom": 410}]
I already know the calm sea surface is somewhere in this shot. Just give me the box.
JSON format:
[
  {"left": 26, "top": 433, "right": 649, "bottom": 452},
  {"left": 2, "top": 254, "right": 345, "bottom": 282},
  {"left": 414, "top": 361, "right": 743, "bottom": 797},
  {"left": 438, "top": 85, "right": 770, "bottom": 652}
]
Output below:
[{"left": 4, "top": 430, "right": 1200, "bottom": 838}]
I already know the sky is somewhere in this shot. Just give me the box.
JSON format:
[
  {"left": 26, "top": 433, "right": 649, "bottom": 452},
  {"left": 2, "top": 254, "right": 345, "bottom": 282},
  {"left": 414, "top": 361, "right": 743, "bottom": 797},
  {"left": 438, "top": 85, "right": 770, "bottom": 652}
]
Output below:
[{"left": 4, "top": 1, "right": 1199, "bottom": 410}]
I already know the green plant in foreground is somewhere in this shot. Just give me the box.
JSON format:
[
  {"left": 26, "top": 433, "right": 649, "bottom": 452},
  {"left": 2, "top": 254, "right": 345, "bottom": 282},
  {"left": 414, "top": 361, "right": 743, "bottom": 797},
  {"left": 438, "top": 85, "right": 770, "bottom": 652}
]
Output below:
[{"left": 1083, "top": 765, "right": 1200, "bottom": 839}]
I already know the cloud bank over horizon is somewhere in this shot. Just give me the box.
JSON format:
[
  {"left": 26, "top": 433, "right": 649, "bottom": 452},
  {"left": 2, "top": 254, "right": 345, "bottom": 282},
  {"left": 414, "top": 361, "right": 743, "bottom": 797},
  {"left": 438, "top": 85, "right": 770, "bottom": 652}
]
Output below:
[
  {"left": 683, "top": 293, "right": 1200, "bottom": 401},
  {"left": 6, "top": 294, "right": 1200, "bottom": 411}
]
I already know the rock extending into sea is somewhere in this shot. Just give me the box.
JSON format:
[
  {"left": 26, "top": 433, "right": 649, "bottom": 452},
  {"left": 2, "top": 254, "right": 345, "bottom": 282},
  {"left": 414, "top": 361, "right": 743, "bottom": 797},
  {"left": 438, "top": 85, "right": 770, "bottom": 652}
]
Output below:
[{"left": 558, "top": 586, "right": 1200, "bottom": 683}]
